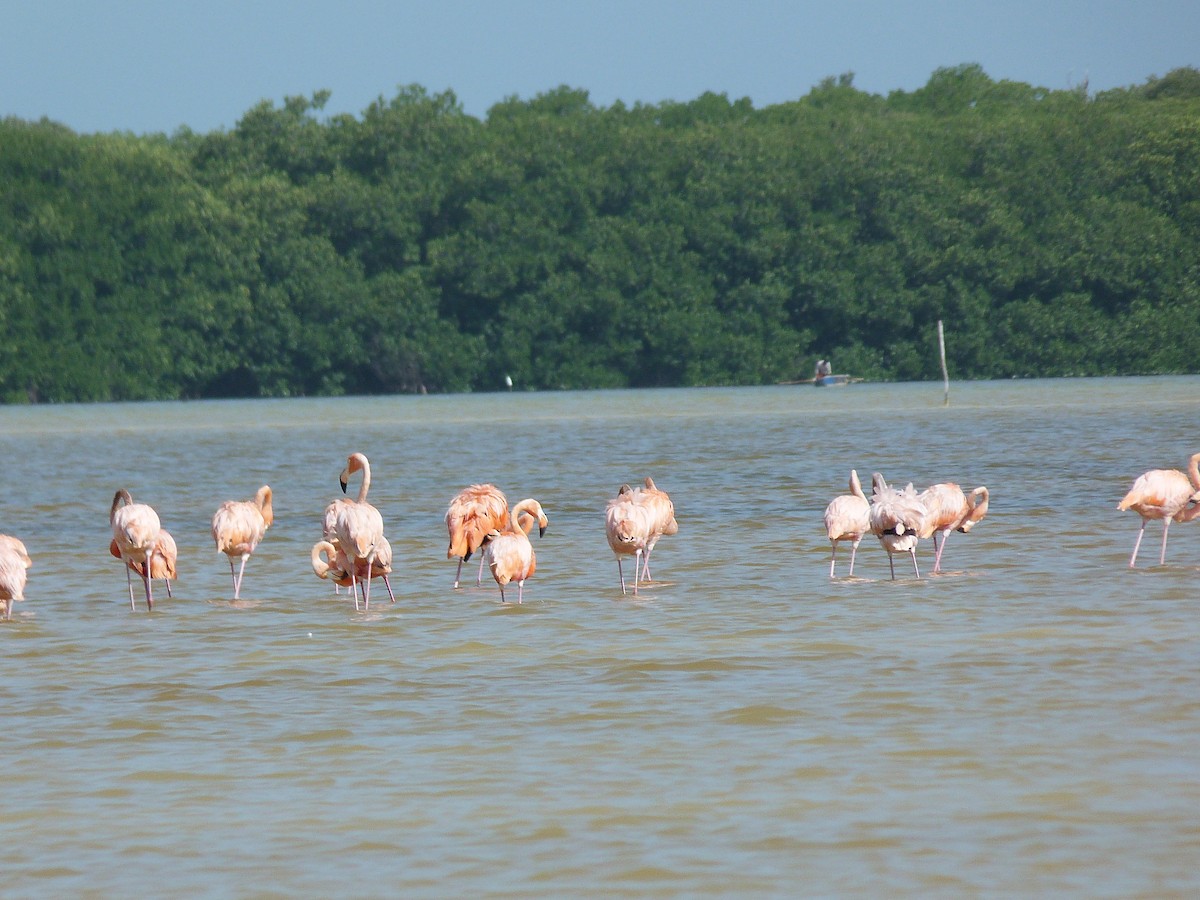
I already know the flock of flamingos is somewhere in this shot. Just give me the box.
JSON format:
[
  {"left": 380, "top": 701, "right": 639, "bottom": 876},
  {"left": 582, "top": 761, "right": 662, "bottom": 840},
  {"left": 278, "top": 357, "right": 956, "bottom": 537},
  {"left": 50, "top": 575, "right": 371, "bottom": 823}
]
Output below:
[{"left": 0, "top": 448, "right": 1197, "bottom": 619}]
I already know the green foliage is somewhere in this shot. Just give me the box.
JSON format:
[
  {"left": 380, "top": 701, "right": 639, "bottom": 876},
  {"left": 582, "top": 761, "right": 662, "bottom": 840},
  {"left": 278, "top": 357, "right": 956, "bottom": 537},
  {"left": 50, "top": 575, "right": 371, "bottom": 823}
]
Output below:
[{"left": 2, "top": 64, "right": 1200, "bottom": 402}]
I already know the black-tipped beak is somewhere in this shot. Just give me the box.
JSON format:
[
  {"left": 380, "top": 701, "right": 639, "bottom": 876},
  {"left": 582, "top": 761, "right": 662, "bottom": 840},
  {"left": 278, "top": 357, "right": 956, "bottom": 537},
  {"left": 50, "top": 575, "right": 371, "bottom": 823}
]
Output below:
[
  {"left": 539, "top": 525, "right": 547, "bottom": 538},
  {"left": 340, "top": 478, "right": 349, "bottom": 495}
]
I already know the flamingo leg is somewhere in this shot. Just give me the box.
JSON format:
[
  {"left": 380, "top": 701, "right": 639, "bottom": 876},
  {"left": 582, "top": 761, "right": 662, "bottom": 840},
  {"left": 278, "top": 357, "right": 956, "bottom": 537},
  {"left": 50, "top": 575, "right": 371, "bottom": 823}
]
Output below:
[
  {"left": 617, "top": 557, "right": 628, "bottom": 595},
  {"left": 476, "top": 554, "right": 487, "bottom": 586},
  {"left": 453, "top": 557, "right": 464, "bottom": 589},
  {"left": 910, "top": 549, "right": 921, "bottom": 579},
  {"left": 143, "top": 553, "right": 155, "bottom": 611},
  {"left": 165, "top": 577, "right": 173, "bottom": 599},
  {"left": 350, "top": 568, "right": 360, "bottom": 612},
  {"left": 1159, "top": 518, "right": 1172, "bottom": 566},
  {"left": 125, "top": 563, "right": 136, "bottom": 609},
  {"left": 1129, "top": 520, "right": 1147, "bottom": 567},
  {"left": 363, "top": 558, "right": 373, "bottom": 610},
  {"left": 633, "top": 549, "right": 643, "bottom": 595},
  {"left": 933, "top": 530, "right": 951, "bottom": 573},
  {"left": 848, "top": 538, "right": 861, "bottom": 576},
  {"left": 383, "top": 573, "right": 396, "bottom": 604},
  {"left": 236, "top": 555, "right": 250, "bottom": 599},
  {"left": 829, "top": 542, "right": 838, "bottom": 578},
  {"left": 888, "top": 552, "right": 896, "bottom": 580},
  {"left": 517, "top": 580, "right": 524, "bottom": 604},
  {"left": 228, "top": 558, "right": 239, "bottom": 598}
]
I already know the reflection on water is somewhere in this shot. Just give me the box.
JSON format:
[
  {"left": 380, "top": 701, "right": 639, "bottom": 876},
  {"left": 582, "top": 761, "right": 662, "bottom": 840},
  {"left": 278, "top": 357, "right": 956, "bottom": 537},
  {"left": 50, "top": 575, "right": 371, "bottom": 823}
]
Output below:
[{"left": 1, "top": 378, "right": 1199, "bottom": 896}]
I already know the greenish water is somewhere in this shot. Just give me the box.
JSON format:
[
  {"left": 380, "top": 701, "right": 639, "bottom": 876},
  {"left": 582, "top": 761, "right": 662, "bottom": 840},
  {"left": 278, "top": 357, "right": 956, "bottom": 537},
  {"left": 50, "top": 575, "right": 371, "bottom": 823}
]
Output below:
[{"left": 1, "top": 378, "right": 1198, "bottom": 896}]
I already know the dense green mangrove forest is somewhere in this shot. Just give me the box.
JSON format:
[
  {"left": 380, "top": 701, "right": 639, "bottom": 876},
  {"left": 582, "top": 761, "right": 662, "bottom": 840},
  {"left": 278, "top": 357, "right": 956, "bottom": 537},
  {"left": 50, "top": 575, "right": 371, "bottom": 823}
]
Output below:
[{"left": 2, "top": 64, "right": 1199, "bottom": 402}]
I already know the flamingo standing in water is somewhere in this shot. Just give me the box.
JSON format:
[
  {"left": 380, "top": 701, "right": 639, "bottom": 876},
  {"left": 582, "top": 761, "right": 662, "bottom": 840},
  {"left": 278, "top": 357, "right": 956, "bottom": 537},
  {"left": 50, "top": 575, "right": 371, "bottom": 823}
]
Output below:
[
  {"left": 311, "top": 538, "right": 397, "bottom": 604},
  {"left": 211, "top": 485, "right": 273, "bottom": 600},
  {"left": 605, "top": 484, "right": 654, "bottom": 595},
  {"left": 445, "top": 484, "right": 509, "bottom": 588},
  {"left": 868, "top": 473, "right": 928, "bottom": 580},
  {"left": 823, "top": 469, "right": 871, "bottom": 577},
  {"left": 635, "top": 477, "right": 678, "bottom": 582},
  {"left": 482, "top": 498, "right": 548, "bottom": 604},
  {"left": 0, "top": 535, "right": 32, "bottom": 620},
  {"left": 110, "top": 489, "right": 162, "bottom": 610},
  {"left": 333, "top": 453, "right": 388, "bottom": 610},
  {"left": 917, "top": 482, "right": 990, "bottom": 573},
  {"left": 1118, "top": 451, "right": 1200, "bottom": 567},
  {"left": 110, "top": 528, "right": 178, "bottom": 597}
]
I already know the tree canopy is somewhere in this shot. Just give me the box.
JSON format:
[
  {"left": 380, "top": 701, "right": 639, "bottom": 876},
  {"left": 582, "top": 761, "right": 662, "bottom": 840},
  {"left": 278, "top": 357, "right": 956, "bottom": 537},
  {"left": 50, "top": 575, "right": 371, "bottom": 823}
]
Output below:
[{"left": 2, "top": 66, "right": 1199, "bottom": 402}]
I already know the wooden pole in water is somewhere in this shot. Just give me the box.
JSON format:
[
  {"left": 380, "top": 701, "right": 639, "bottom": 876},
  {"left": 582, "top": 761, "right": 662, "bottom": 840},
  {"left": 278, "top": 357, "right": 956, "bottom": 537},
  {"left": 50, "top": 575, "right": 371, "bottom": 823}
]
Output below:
[{"left": 938, "top": 319, "right": 949, "bottom": 406}]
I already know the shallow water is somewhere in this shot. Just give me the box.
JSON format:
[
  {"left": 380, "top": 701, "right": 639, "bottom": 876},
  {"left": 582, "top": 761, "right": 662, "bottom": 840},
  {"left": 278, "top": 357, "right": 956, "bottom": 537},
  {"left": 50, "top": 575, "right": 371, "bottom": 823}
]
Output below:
[{"left": 1, "top": 378, "right": 1198, "bottom": 896}]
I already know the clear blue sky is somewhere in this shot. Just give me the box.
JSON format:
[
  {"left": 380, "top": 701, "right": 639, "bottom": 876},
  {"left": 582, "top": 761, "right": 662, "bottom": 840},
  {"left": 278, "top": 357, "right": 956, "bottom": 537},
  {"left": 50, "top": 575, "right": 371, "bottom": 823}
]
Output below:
[{"left": 3, "top": 0, "right": 1197, "bottom": 135}]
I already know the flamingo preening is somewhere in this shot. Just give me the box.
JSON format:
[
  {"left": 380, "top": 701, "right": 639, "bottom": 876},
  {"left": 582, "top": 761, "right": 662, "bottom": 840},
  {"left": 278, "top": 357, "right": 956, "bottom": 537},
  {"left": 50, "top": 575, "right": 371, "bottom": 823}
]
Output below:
[
  {"left": 868, "top": 473, "right": 927, "bottom": 580},
  {"left": 1117, "top": 451, "right": 1200, "bottom": 567},
  {"left": 0, "top": 535, "right": 31, "bottom": 620},
  {"left": 635, "top": 477, "right": 678, "bottom": 582},
  {"left": 481, "top": 498, "right": 548, "bottom": 604},
  {"left": 211, "top": 485, "right": 273, "bottom": 599},
  {"left": 823, "top": 469, "right": 871, "bottom": 578},
  {"left": 110, "top": 528, "right": 177, "bottom": 598},
  {"left": 916, "top": 482, "right": 989, "bottom": 573},
  {"left": 605, "top": 484, "right": 654, "bottom": 595},
  {"left": 110, "top": 489, "right": 162, "bottom": 611},
  {"left": 311, "top": 538, "right": 397, "bottom": 604},
  {"left": 445, "top": 484, "right": 509, "bottom": 588}
]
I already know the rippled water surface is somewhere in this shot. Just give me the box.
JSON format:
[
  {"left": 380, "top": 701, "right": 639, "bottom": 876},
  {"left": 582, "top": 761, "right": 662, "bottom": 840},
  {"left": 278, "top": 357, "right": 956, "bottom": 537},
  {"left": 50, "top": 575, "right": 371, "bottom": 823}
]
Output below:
[{"left": 2, "top": 379, "right": 1199, "bottom": 896}]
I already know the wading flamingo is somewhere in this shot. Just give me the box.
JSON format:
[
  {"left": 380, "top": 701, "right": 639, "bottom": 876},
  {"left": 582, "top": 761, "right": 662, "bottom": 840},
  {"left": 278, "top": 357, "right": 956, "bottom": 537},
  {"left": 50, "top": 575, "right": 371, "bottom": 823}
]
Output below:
[
  {"left": 334, "top": 453, "right": 387, "bottom": 610},
  {"left": 605, "top": 484, "right": 655, "bottom": 595},
  {"left": 482, "top": 498, "right": 548, "bottom": 604},
  {"left": 917, "top": 482, "right": 990, "bottom": 573},
  {"left": 869, "top": 473, "right": 927, "bottom": 580},
  {"left": 211, "top": 485, "right": 273, "bottom": 600},
  {"left": 636, "top": 477, "right": 678, "bottom": 582},
  {"left": 311, "top": 538, "right": 397, "bottom": 604},
  {"left": 1118, "top": 451, "right": 1200, "bottom": 567},
  {"left": 110, "top": 528, "right": 177, "bottom": 597},
  {"left": 0, "top": 535, "right": 31, "bottom": 620},
  {"left": 823, "top": 470, "right": 871, "bottom": 577},
  {"left": 110, "top": 489, "right": 162, "bottom": 611},
  {"left": 445, "top": 484, "right": 509, "bottom": 588}
]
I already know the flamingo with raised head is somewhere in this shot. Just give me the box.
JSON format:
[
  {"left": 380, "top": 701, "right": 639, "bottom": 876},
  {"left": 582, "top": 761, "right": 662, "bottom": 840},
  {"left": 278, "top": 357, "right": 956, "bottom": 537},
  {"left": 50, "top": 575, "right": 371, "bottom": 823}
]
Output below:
[
  {"left": 482, "top": 498, "right": 548, "bottom": 604},
  {"left": 110, "top": 489, "right": 162, "bottom": 610},
  {"left": 445, "top": 484, "right": 509, "bottom": 588},
  {"left": 0, "top": 535, "right": 31, "bottom": 620},
  {"left": 605, "top": 484, "right": 654, "bottom": 595},
  {"left": 868, "top": 473, "right": 927, "bottom": 580},
  {"left": 334, "top": 453, "right": 387, "bottom": 610},
  {"left": 1118, "top": 451, "right": 1200, "bottom": 567},
  {"left": 823, "top": 469, "right": 871, "bottom": 577},
  {"left": 917, "top": 482, "right": 990, "bottom": 573},
  {"left": 211, "top": 485, "right": 273, "bottom": 600}
]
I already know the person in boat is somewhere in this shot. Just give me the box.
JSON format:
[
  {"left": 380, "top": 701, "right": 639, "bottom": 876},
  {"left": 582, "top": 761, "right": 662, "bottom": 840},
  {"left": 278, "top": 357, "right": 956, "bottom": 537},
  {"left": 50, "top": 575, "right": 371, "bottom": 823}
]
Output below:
[{"left": 814, "top": 359, "right": 832, "bottom": 379}]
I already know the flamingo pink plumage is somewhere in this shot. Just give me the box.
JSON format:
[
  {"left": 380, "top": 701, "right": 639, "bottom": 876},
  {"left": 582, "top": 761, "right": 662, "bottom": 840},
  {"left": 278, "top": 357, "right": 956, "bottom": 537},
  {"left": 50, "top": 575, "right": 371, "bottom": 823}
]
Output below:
[
  {"left": 868, "top": 473, "right": 927, "bottom": 580},
  {"left": 605, "top": 484, "right": 654, "bottom": 595},
  {"left": 311, "top": 538, "right": 397, "bottom": 604},
  {"left": 1117, "top": 451, "right": 1200, "bottom": 567},
  {"left": 635, "top": 477, "right": 678, "bottom": 582},
  {"left": 333, "top": 453, "right": 388, "bottom": 610},
  {"left": 110, "top": 489, "right": 162, "bottom": 611},
  {"left": 917, "top": 482, "right": 990, "bottom": 573},
  {"left": 823, "top": 469, "right": 870, "bottom": 577},
  {"left": 445, "top": 484, "right": 509, "bottom": 588},
  {"left": 110, "top": 528, "right": 178, "bottom": 597},
  {"left": 482, "top": 498, "right": 548, "bottom": 604},
  {"left": 212, "top": 485, "right": 273, "bottom": 599},
  {"left": 0, "top": 535, "right": 31, "bottom": 620}
]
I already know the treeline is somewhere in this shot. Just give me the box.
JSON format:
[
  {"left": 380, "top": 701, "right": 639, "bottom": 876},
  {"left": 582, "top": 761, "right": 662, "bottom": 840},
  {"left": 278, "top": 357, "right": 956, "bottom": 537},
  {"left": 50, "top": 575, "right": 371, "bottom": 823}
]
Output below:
[{"left": 2, "top": 64, "right": 1200, "bottom": 402}]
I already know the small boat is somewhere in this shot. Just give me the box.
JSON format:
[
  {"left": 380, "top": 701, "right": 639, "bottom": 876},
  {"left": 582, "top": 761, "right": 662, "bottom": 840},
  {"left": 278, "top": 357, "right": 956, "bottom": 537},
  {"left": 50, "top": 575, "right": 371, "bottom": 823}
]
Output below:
[{"left": 814, "top": 373, "right": 853, "bottom": 387}]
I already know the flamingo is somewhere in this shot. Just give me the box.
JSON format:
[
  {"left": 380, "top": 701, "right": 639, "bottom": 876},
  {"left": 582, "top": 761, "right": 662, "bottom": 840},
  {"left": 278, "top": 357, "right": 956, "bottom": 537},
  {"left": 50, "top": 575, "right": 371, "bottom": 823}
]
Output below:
[
  {"left": 110, "top": 489, "right": 162, "bottom": 610},
  {"left": 1117, "top": 451, "right": 1200, "bottom": 567},
  {"left": 917, "top": 482, "right": 990, "bottom": 573},
  {"left": 481, "top": 498, "right": 548, "bottom": 604},
  {"left": 445, "top": 483, "right": 509, "bottom": 588},
  {"left": 605, "top": 484, "right": 654, "bottom": 595},
  {"left": 333, "top": 453, "right": 388, "bottom": 610},
  {"left": 311, "top": 538, "right": 397, "bottom": 604},
  {"left": 0, "top": 535, "right": 31, "bottom": 621},
  {"left": 110, "top": 528, "right": 178, "bottom": 597},
  {"left": 868, "top": 473, "right": 927, "bottom": 580},
  {"left": 636, "top": 476, "right": 678, "bottom": 582},
  {"left": 211, "top": 485, "right": 273, "bottom": 600},
  {"left": 823, "top": 469, "right": 871, "bottom": 577}
]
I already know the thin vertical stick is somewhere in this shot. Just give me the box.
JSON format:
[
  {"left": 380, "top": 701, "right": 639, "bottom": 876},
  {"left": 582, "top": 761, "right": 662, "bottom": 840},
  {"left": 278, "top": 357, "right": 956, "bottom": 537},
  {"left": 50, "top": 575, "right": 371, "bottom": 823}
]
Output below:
[{"left": 938, "top": 320, "right": 949, "bottom": 407}]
